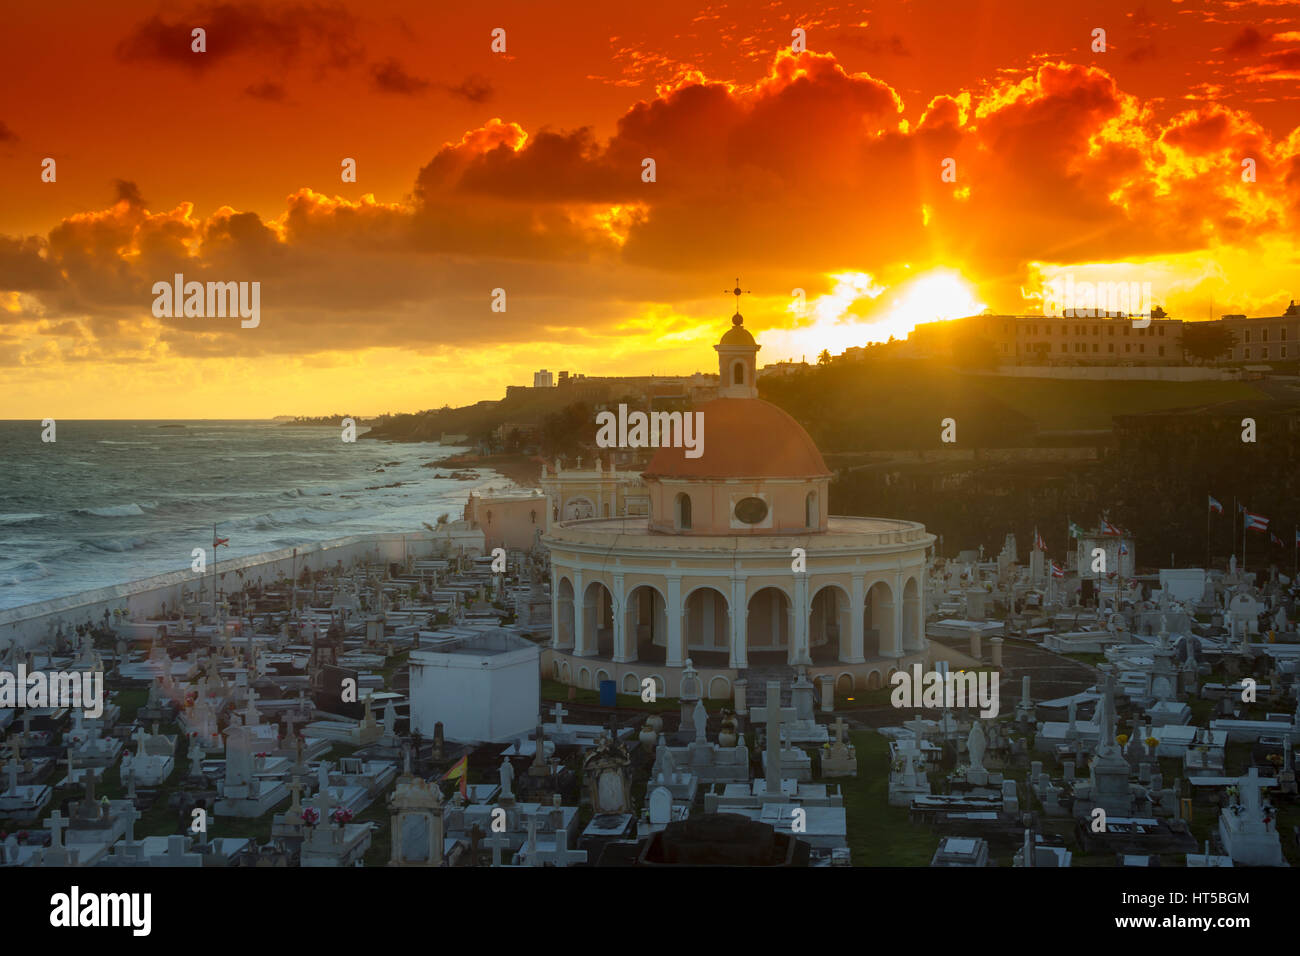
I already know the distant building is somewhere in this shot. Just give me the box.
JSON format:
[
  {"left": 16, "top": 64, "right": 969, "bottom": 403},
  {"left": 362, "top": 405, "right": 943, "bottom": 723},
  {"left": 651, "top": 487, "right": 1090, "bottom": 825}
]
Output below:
[
  {"left": 758, "top": 359, "right": 811, "bottom": 378},
  {"left": 540, "top": 458, "right": 648, "bottom": 520},
  {"left": 907, "top": 313, "right": 1185, "bottom": 366},
  {"left": 464, "top": 490, "right": 549, "bottom": 551},
  {"left": 1215, "top": 301, "right": 1300, "bottom": 363},
  {"left": 533, "top": 369, "right": 555, "bottom": 388}
]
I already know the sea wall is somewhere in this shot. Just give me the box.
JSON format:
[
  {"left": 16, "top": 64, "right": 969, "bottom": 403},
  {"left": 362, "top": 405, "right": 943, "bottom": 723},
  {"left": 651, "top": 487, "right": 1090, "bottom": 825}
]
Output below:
[{"left": 0, "top": 526, "right": 486, "bottom": 650}]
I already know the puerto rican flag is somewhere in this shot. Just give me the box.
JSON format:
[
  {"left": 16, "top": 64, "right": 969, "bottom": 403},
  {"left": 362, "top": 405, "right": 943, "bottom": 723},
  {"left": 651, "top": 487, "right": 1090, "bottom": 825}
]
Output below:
[
  {"left": 1244, "top": 511, "right": 1270, "bottom": 533},
  {"left": 1050, "top": 561, "right": 1065, "bottom": 578},
  {"left": 1100, "top": 518, "right": 1123, "bottom": 536},
  {"left": 1271, "top": 532, "right": 1284, "bottom": 547},
  {"left": 1208, "top": 495, "right": 1223, "bottom": 515}
]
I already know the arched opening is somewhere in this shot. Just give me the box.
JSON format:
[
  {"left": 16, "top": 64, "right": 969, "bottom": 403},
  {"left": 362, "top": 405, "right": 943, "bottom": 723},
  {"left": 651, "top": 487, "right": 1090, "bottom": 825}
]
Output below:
[
  {"left": 621, "top": 673, "right": 640, "bottom": 694},
  {"left": 866, "top": 671, "right": 882, "bottom": 690},
  {"left": 747, "top": 586, "right": 791, "bottom": 663},
  {"left": 624, "top": 584, "right": 667, "bottom": 664},
  {"left": 809, "top": 585, "right": 850, "bottom": 664},
  {"left": 864, "top": 581, "right": 896, "bottom": 658},
  {"left": 707, "top": 676, "right": 731, "bottom": 700},
  {"left": 675, "top": 493, "right": 692, "bottom": 531},
  {"left": 903, "top": 576, "right": 922, "bottom": 652},
  {"left": 555, "top": 576, "right": 575, "bottom": 648},
  {"left": 583, "top": 581, "right": 614, "bottom": 658},
  {"left": 805, "top": 491, "right": 818, "bottom": 529},
  {"left": 683, "top": 586, "right": 729, "bottom": 666},
  {"left": 732, "top": 361, "right": 744, "bottom": 385},
  {"left": 836, "top": 672, "right": 855, "bottom": 695}
]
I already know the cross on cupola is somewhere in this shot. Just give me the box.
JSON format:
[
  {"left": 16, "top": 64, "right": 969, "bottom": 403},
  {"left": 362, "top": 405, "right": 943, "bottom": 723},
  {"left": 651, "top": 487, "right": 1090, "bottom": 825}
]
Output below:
[
  {"left": 716, "top": 277, "right": 759, "bottom": 398},
  {"left": 725, "top": 278, "right": 750, "bottom": 324}
]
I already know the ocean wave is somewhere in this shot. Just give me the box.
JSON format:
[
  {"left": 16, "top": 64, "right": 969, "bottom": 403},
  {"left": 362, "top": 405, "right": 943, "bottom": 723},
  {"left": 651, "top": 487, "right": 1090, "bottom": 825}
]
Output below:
[
  {"left": 96, "top": 440, "right": 155, "bottom": 446},
  {"left": 76, "top": 503, "right": 149, "bottom": 517},
  {"left": 82, "top": 536, "right": 152, "bottom": 553},
  {"left": 0, "top": 560, "right": 49, "bottom": 585},
  {"left": 0, "top": 512, "right": 48, "bottom": 525}
]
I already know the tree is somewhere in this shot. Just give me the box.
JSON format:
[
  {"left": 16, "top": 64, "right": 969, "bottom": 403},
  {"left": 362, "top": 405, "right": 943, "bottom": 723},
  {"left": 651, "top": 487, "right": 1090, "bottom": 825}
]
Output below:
[
  {"left": 817, "top": 349, "right": 832, "bottom": 366},
  {"left": 1180, "top": 323, "right": 1237, "bottom": 363}
]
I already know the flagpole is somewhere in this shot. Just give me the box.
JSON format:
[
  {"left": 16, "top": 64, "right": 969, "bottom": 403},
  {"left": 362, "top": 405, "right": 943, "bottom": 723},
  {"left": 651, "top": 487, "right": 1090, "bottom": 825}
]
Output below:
[
  {"left": 212, "top": 523, "right": 218, "bottom": 629},
  {"left": 1232, "top": 497, "right": 1238, "bottom": 570},
  {"left": 1205, "top": 495, "right": 1211, "bottom": 570}
]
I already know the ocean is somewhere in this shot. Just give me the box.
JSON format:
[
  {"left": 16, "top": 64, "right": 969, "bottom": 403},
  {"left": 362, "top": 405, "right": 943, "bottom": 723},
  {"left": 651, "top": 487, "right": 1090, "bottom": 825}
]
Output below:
[{"left": 0, "top": 420, "right": 498, "bottom": 611}]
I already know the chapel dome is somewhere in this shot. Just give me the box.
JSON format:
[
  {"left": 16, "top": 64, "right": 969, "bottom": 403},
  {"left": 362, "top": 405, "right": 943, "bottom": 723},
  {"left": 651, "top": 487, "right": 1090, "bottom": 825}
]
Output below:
[{"left": 642, "top": 397, "right": 830, "bottom": 480}]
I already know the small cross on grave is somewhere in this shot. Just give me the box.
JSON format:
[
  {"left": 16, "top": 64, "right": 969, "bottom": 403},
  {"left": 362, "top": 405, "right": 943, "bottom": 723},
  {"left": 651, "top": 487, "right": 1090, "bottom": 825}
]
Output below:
[
  {"left": 537, "top": 828, "right": 587, "bottom": 868},
  {"left": 48, "top": 809, "right": 67, "bottom": 848},
  {"left": 750, "top": 681, "right": 797, "bottom": 796},
  {"left": 549, "top": 703, "right": 567, "bottom": 728},
  {"left": 831, "top": 716, "right": 850, "bottom": 746},
  {"left": 484, "top": 829, "right": 511, "bottom": 867}
]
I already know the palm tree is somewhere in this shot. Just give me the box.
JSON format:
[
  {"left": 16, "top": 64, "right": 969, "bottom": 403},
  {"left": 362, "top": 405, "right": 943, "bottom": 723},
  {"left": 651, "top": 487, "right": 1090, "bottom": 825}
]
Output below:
[{"left": 817, "top": 349, "right": 832, "bottom": 366}]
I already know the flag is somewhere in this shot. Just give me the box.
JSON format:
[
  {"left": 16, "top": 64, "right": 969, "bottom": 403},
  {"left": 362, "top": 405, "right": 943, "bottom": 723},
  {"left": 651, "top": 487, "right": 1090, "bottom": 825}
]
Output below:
[
  {"left": 1271, "top": 532, "right": 1284, "bottom": 547},
  {"left": 214, "top": 535, "right": 229, "bottom": 548},
  {"left": 442, "top": 754, "right": 469, "bottom": 799},
  {"left": 1295, "top": 528, "right": 1300, "bottom": 547},
  {"left": 1208, "top": 495, "right": 1223, "bottom": 515},
  {"left": 1050, "top": 561, "right": 1065, "bottom": 578},
  {"left": 1034, "top": 530, "right": 1047, "bottom": 551},
  {"left": 1119, "top": 541, "right": 1129, "bottom": 556},
  {"left": 1100, "top": 518, "right": 1123, "bottom": 536},
  {"left": 1244, "top": 511, "right": 1270, "bottom": 533},
  {"left": 1068, "top": 522, "right": 1085, "bottom": 538}
]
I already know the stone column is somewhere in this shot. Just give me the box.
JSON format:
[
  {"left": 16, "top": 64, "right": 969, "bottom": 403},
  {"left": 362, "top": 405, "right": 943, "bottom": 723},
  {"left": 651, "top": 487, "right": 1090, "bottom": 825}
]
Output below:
[
  {"left": 729, "top": 577, "right": 747, "bottom": 670},
  {"left": 792, "top": 576, "right": 811, "bottom": 666},
  {"left": 550, "top": 570, "right": 565, "bottom": 649},
  {"left": 819, "top": 674, "right": 834, "bottom": 713},
  {"left": 969, "top": 629, "right": 982, "bottom": 661},
  {"left": 990, "top": 636, "right": 1003, "bottom": 669},
  {"left": 611, "top": 573, "right": 628, "bottom": 663},
  {"left": 847, "top": 575, "right": 866, "bottom": 663},
  {"left": 666, "top": 576, "right": 683, "bottom": 667},
  {"left": 904, "top": 574, "right": 924, "bottom": 651},
  {"left": 573, "top": 569, "right": 592, "bottom": 657},
  {"left": 882, "top": 576, "right": 901, "bottom": 657}
]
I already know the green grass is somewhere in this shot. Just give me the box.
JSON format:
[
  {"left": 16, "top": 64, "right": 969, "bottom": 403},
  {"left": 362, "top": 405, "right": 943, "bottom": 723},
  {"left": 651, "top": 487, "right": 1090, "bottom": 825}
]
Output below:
[
  {"left": 840, "top": 730, "right": 939, "bottom": 866},
  {"left": 964, "top": 377, "right": 1266, "bottom": 432},
  {"left": 539, "top": 678, "right": 728, "bottom": 714}
]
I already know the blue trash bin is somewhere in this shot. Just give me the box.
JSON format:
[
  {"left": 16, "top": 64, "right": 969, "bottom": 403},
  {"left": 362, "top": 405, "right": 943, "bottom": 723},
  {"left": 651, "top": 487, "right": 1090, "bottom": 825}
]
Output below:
[{"left": 599, "top": 679, "right": 617, "bottom": 707}]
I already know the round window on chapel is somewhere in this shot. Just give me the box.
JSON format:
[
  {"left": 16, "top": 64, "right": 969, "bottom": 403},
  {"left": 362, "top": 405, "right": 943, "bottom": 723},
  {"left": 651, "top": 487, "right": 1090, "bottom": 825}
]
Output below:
[{"left": 734, "top": 496, "right": 768, "bottom": 524}]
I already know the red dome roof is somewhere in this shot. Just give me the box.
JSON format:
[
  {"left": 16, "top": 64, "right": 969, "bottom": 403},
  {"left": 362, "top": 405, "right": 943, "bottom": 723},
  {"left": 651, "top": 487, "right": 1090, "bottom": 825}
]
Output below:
[{"left": 643, "top": 398, "right": 830, "bottom": 479}]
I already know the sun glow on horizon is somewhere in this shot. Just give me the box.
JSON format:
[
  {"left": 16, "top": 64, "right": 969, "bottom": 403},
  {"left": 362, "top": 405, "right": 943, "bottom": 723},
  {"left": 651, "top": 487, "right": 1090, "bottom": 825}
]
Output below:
[{"left": 762, "top": 268, "right": 986, "bottom": 362}]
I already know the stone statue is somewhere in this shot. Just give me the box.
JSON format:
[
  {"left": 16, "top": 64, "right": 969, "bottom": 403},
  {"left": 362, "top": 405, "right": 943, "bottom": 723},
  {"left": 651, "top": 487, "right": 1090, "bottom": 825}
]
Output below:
[
  {"left": 692, "top": 700, "right": 707, "bottom": 743},
  {"left": 499, "top": 757, "right": 515, "bottom": 800},
  {"left": 967, "top": 721, "right": 987, "bottom": 771}
]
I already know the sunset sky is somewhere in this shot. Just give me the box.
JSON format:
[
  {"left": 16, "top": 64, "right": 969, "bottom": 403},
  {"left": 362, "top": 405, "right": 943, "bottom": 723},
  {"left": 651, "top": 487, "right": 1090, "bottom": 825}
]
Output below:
[{"left": 2, "top": 0, "right": 1299, "bottom": 418}]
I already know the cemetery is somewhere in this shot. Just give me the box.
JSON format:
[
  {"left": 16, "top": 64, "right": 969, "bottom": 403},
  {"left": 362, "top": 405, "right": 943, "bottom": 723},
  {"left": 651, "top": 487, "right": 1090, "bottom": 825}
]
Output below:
[{"left": 2, "top": 508, "right": 1300, "bottom": 872}]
